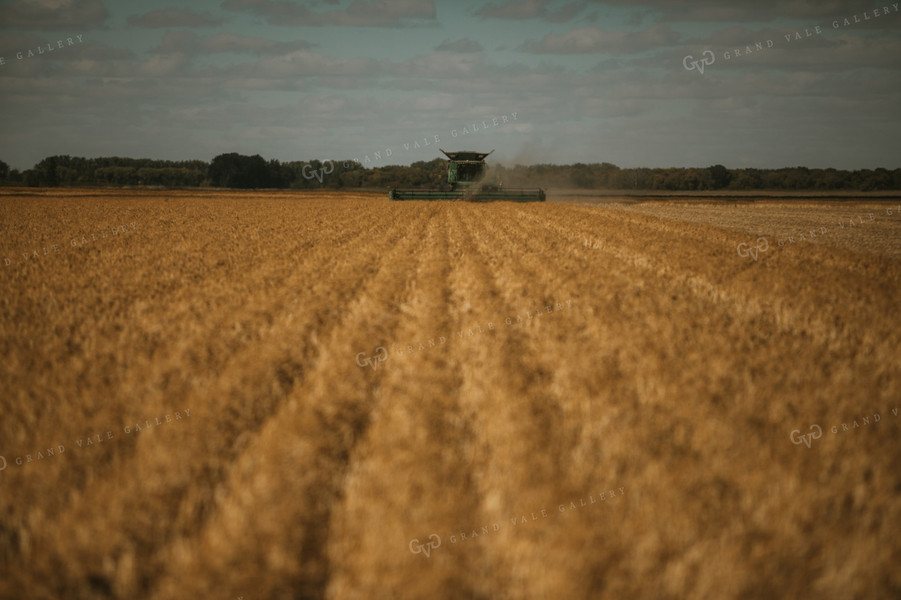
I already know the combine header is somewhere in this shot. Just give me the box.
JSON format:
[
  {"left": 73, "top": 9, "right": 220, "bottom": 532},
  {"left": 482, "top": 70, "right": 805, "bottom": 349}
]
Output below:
[{"left": 389, "top": 149, "right": 545, "bottom": 202}]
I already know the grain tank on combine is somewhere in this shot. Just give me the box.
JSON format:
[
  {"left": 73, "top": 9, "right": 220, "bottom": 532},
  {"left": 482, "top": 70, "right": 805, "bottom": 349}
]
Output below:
[{"left": 389, "top": 149, "right": 545, "bottom": 202}]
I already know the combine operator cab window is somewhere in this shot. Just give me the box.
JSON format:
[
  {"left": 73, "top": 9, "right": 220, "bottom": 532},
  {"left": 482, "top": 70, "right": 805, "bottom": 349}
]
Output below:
[{"left": 456, "top": 162, "right": 483, "bottom": 182}]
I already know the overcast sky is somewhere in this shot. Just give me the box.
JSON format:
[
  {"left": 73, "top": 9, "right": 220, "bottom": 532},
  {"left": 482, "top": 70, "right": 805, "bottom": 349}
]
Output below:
[{"left": 0, "top": 0, "right": 899, "bottom": 170}]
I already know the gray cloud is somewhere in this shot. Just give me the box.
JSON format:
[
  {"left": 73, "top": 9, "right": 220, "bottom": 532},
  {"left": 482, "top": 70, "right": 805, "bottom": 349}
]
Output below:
[
  {"left": 202, "top": 33, "right": 313, "bottom": 54},
  {"left": 153, "top": 31, "right": 313, "bottom": 55},
  {"left": 435, "top": 38, "right": 483, "bottom": 53},
  {"left": 547, "top": 2, "right": 587, "bottom": 22},
  {"left": 591, "top": 0, "right": 901, "bottom": 23},
  {"left": 524, "top": 23, "right": 680, "bottom": 53},
  {"left": 230, "top": 48, "right": 383, "bottom": 78},
  {"left": 475, "top": 0, "right": 549, "bottom": 20},
  {"left": 127, "top": 8, "right": 225, "bottom": 28},
  {"left": 474, "top": 0, "right": 588, "bottom": 22},
  {"left": 0, "top": 0, "right": 109, "bottom": 30},
  {"left": 220, "top": 0, "right": 437, "bottom": 27}
]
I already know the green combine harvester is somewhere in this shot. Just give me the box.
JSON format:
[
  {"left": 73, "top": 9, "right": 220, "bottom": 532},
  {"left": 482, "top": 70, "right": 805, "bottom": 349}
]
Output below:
[{"left": 389, "top": 149, "right": 545, "bottom": 202}]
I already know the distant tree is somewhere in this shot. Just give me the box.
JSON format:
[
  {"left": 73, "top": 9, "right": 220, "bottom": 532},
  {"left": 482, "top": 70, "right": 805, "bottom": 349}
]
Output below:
[
  {"left": 570, "top": 162, "right": 594, "bottom": 188},
  {"left": 95, "top": 166, "right": 139, "bottom": 185},
  {"left": 728, "top": 168, "right": 761, "bottom": 190},
  {"left": 7, "top": 153, "right": 899, "bottom": 191},
  {"left": 708, "top": 164, "right": 732, "bottom": 189},
  {"left": 209, "top": 153, "right": 275, "bottom": 188},
  {"left": 339, "top": 168, "right": 364, "bottom": 188},
  {"left": 816, "top": 168, "right": 845, "bottom": 190},
  {"left": 268, "top": 159, "right": 293, "bottom": 188},
  {"left": 779, "top": 167, "right": 813, "bottom": 189},
  {"left": 32, "top": 156, "right": 63, "bottom": 186},
  {"left": 861, "top": 168, "right": 893, "bottom": 191}
]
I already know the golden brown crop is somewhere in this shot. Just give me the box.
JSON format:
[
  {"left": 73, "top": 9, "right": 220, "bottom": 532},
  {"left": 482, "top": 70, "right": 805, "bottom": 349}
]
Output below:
[{"left": 1, "top": 189, "right": 899, "bottom": 599}]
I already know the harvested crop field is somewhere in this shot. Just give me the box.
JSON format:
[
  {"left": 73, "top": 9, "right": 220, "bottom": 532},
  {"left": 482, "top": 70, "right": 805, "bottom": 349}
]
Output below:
[{"left": 1, "top": 189, "right": 900, "bottom": 599}]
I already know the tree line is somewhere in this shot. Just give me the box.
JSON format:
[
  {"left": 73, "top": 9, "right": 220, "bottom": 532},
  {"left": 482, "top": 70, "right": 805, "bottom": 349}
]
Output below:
[{"left": 0, "top": 154, "right": 898, "bottom": 191}]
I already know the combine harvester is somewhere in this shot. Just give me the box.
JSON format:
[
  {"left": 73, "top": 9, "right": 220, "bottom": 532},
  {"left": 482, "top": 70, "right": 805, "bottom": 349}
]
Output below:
[{"left": 389, "top": 149, "right": 545, "bottom": 202}]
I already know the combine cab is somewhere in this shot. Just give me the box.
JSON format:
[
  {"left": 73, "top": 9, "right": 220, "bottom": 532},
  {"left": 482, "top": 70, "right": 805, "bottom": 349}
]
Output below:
[{"left": 389, "top": 149, "right": 545, "bottom": 202}]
